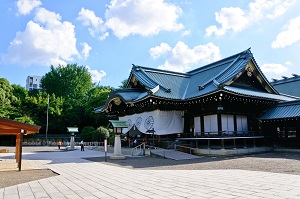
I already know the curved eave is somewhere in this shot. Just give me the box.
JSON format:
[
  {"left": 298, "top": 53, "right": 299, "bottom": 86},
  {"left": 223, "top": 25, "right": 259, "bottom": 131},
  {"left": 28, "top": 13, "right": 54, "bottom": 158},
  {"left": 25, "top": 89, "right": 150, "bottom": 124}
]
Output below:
[
  {"left": 131, "top": 65, "right": 170, "bottom": 92},
  {"left": 94, "top": 88, "right": 151, "bottom": 113},
  {"left": 223, "top": 86, "right": 297, "bottom": 102}
]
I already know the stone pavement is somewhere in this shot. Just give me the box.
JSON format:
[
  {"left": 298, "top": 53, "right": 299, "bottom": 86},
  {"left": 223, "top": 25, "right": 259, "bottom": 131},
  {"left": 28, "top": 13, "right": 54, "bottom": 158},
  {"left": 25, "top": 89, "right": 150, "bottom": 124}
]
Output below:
[
  {"left": 1, "top": 147, "right": 300, "bottom": 198},
  {"left": 150, "top": 148, "right": 201, "bottom": 160}
]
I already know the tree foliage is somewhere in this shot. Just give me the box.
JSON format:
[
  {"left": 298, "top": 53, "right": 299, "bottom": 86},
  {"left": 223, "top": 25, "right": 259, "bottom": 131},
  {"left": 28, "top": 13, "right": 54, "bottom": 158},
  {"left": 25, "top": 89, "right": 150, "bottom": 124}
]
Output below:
[
  {"left": 80, "top": 126, "right": 95, "bottom": 142},
  {"left": 0, "top": 78, "right": 18, "bottom": 118},
  {"left": 0, "top": 63, "right": 123, "bottom": 139},
  {"left": 119, "top": 79, "right": 127, "bottom": 88},
  {"left": 41, "top": 64, "right": 93, "bottom": 99},
  {"left": 92, "top": 126, "right": 110, "bottom": 141}
]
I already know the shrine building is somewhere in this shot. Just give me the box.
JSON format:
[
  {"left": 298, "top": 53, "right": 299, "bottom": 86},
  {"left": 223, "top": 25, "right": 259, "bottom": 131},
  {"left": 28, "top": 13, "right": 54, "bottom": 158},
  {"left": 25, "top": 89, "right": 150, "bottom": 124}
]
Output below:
[{"left": 95, "top": 49, "right": 300, "bottom": 153}]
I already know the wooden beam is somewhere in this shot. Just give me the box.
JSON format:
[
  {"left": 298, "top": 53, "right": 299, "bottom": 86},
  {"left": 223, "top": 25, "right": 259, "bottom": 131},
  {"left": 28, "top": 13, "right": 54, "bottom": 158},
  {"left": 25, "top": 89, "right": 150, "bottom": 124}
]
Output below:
[{"left": 0, "top": 129, "right": 20, "bottom": 135}]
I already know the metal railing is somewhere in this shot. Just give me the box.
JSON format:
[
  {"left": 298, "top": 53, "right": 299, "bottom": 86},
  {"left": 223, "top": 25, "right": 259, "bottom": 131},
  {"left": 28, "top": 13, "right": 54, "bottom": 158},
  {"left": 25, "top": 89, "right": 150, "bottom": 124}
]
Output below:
[{"left": 131, "top": 143, "right": 146, "bottom": 156}]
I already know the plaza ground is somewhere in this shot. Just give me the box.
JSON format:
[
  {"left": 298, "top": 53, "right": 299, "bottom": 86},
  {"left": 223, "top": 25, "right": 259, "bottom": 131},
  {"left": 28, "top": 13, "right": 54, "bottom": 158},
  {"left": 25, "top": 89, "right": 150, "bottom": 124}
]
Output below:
[{"left": 0, "top": 146, "right": 300, "bottom": 198}]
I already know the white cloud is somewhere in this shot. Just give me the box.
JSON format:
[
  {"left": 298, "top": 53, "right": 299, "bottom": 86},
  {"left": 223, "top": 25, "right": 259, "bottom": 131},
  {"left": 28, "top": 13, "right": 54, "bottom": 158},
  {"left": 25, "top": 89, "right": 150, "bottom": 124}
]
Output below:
[
  {"left": 181, "top": 29, "right": 191, "bottom": 36},
  {"left": 80, "top": 42, "right": 92, "bottom": 60},
  {"left": 261, "top": 63, "right": 288, "bottom": 74},
  {"left": 206, "top": 0, "right": 295, "bottom": 37},
  {"left": 2, "top": 8, "right": 78, "bottom": 66},
  {"left": 105, "top": 0, "right": 184, "bottom": 39},
  {"left": 16, "top": 0, "right": 41, "bottom": 15},
  {"left": 150, "top": 42, "right": 220, "bottom": 72},
  {"left": 285, "top": 61, "right": 292, "bottom": 65},
  {"left": 78, "top": 0, "right": 183, "bottom": 40},
  {"left": 99, "top": 32, "right": 109, "bottom": 40},
  {"left": 272, "top": 16, "right": 300, "bottom": 48},
  {"left": 149, "top": 43, "right": 171, "bottom": 59},
  {"left": 77, "top": 8, "right": 105, "bottom": 38},
  {"left": 206, "top": 7, "right": 249, "bottom": 36},
  {"left": 86, "top": 66, "right": 107, "bottom": 83}
]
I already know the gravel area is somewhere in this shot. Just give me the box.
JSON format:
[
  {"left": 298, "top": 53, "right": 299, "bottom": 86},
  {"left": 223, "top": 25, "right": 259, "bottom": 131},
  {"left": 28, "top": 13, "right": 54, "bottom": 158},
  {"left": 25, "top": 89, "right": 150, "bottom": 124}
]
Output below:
[
  {"left": 0, "top": 169, "right": 58, "bottom": 189},
  {"left": 85, "top": 151, "right": 300, "bottom": 175}
]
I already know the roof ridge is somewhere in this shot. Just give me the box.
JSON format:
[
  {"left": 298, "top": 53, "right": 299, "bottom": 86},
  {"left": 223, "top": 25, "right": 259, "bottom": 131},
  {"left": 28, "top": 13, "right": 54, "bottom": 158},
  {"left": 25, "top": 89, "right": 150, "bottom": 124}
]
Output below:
[
  {"left": 271, "top": 76, "right": 300, "bottom": 85},
  {"left": 199, "top": 51, "right": 245, "bottom": 89},
  {"left": 182, "top": 78, "right": 191, "bottom": 99},
  {"left": 187, "top": 48, "right": 251, "bottom": 75},
  {"left": 135, "top": 65, "right": 189, "bottom": 77}
]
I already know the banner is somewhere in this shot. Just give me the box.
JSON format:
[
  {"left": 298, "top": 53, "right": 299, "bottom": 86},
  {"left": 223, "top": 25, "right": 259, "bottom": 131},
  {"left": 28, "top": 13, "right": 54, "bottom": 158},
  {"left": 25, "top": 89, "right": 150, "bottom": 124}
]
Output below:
[{"left": 119, "top": 110, "right": 184, "bottom": 135}]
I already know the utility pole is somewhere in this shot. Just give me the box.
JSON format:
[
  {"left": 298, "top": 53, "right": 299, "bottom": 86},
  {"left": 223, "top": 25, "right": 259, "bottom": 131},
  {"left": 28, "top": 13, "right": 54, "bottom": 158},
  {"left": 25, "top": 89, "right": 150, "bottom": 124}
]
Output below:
[{"left": 46, "top": 95, "right": 49, "bottom": 146}]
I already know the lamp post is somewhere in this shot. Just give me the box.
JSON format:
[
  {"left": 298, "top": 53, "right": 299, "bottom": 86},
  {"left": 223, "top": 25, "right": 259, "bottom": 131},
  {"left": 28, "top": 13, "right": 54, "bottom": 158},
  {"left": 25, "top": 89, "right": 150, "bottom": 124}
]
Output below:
[{"left": 146, "top": 129, "right": 156, "bottom": 147}]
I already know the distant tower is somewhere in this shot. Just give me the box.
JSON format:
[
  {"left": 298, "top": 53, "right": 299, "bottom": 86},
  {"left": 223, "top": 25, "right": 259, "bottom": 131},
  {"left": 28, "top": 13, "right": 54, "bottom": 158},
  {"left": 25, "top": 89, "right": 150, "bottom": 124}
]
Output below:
[{"left": 26, "top": 75, "right": 43, "bottom": 91}]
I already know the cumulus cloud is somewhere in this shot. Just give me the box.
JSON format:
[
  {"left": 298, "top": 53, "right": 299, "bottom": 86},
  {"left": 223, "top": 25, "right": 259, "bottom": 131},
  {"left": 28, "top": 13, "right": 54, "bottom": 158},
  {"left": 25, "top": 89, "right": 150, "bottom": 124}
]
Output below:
[
  {"left": 86, "top": 66, "right": 107, "bottom": 83},
  {"left": 80, "top": 42, "right": 92, "bottom": 60},
  {"left": 149, "top": 43, "right": 171, "bottom": 59},
  {"left": 2, "top": 8, "right": 78, "bottom": 66},
  {"left": 78, "top": 0, "right": 183, "bottom": 40},
  {"left": 16, "top": 0, "right": 42, "bottom": 15},
  {"left": 261, "top": 63, "right": 288, "bottom": 74},
  {"left": 150, "top": 42, "right": 220, "bottom": 72},
  {"left": 272, "top": 16, "right": 300, "bottom": 48},
  {"left": 105, "top": 0, "right": 183, "bottom": 39},
  {"left": 206, "top": 0, "right": 295, "bottom": 37},
  {"left": 77, "top": 8, "right": 105, "bottom": 38}
]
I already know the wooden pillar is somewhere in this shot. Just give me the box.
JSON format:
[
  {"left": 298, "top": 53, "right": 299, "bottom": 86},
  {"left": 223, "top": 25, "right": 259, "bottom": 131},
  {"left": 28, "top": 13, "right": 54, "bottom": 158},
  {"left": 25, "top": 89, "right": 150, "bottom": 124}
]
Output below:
[
  {"left": 200, "top": 115, "right": 204, "bottom": 134},
  {"left": 233, "top": 115, "right": 237, "bottom": 134},
  {"left": 217, "top": 113, "right": 222, "bottom": 136},
  {"left": 15, "top": 134, "right": 20, "bottom": 162},
  {"left": 18, "top": 132, "right": 23, "bottom": 171}
]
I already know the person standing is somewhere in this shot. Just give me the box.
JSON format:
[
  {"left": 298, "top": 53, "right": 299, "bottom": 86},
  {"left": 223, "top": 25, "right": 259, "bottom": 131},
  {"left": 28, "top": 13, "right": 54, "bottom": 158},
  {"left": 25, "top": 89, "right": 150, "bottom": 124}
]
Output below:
[
  {"left": 80, "top": 140, "right": 84, "bottom": 151},
  {"left": 58, "top": 141, "right": 61, "bottom": 149}
]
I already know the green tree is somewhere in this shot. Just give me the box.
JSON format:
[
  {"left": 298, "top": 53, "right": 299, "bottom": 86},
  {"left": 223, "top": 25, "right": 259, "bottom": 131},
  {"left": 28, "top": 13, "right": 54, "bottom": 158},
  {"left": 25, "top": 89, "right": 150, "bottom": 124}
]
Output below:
[
  {"left": 119, "top": 79, "right": 127, "bottom": 88},
  {"left": 84, "top": 85, "right": 111, "bottom": 127},
  {"left": 0, "top": 78, "right": 18, "bottom": 118},
  {"left": 41, "top": 64, "right": 93, "bottom": 99},
  {"left": 81, "top": 126, "right": 95, "bottom": 142},
  {"left": 92, "top": 126, "right": 109, "bottom": 142}
]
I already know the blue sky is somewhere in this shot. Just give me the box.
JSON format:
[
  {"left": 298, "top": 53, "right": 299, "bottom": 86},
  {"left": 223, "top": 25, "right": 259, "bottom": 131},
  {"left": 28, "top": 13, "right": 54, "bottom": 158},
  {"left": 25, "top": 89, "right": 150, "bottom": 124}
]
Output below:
[{"left": 1, "top": 0, "right": 300, "bottom": 88}]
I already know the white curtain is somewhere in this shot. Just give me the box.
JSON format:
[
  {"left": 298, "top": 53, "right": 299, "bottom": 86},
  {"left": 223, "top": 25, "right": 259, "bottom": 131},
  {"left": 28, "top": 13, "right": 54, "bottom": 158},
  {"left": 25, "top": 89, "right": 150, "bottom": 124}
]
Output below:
[
  {"left": 236, "top": 115, "right": 248, "bottom": 132},
  {"left": 221, "top": 114, "right": 234, "bottom": 132},
  {"left": 119, "top": 110, "right": 184, "bottom": 135},
  {"left": 204, "top": 114, "right": 218, "bottom": 133},
  {"left": 194, "top": 116, "right": 201, "bottom": 133}
]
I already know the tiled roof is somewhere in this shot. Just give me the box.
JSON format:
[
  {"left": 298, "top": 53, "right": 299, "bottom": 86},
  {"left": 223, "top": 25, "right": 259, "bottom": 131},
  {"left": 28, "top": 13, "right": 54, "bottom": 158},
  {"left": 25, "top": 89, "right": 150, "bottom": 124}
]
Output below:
[
  {"left": 96, "top": 49, "right": 297, "bottom": 113},
  {"left": 260, "top": 100, "right": 300, "bottom": 120},
  {"left": 271, "top": 75, "right": 300, "bottom": 97},
  {"left": 128, "top": 49, "right": 286, "bottom": 101},
  {"left": 224, "top": 86, "right": 298, "bottom": 101}
]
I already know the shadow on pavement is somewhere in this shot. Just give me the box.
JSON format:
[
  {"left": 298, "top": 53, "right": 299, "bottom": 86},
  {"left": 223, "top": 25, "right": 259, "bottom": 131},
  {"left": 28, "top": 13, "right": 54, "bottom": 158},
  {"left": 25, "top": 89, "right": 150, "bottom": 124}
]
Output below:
[{"left": 84, "top": 152, "right": 300, "bottom": 175}]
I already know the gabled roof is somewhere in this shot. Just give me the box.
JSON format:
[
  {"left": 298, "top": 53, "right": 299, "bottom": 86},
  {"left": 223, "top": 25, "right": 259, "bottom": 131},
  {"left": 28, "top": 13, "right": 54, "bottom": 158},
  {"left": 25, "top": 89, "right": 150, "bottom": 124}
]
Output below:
[
  {"left": 271, "top": 75, "right": 300, "bottom": 97},
  {"left": 260, "top": 100, "right": 300, "bottom": 120},
  {"left": 95, "top": 49, "right": 297, "bottom": 113},
  {"left": 125, "top": 49, "right": 288, "bottom": 101}
]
